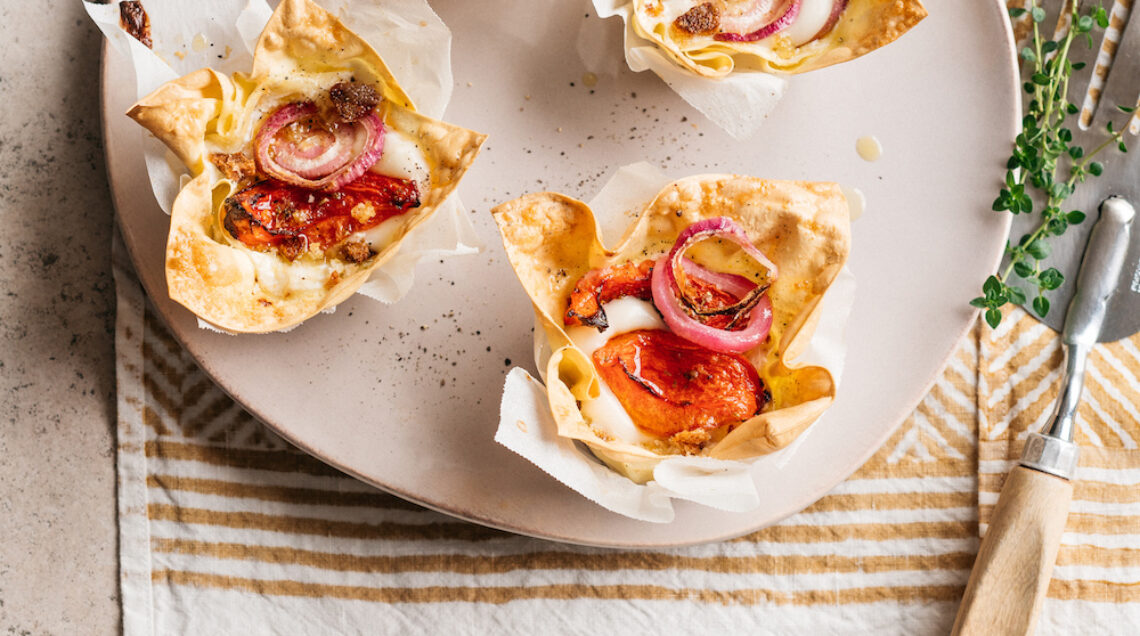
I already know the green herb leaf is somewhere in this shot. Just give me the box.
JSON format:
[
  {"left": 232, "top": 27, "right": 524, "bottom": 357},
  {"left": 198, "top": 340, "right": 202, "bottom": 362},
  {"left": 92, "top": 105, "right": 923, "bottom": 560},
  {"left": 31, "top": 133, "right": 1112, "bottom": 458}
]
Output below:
[
  {"left": 1090, "top": 161, "right": 1104, "bottom": 176},
  {"left": 1027, "top": 240, "right": 1051, "bottom": 259},
  {"left": 1067, "top": 210, "right": 1086, "bottom": 224},
  {"left": 1039, "top": 268, "right": 1064, "bottom": 290},
  {"left": 983, "top": 275, "right": 1002, "bottom": 298},
  {"left": 986, "top": 308, "right": 1003, "bottom": 329},
  {"left": 1033, "top": 295, "right": 1050, "bottom": 317}
]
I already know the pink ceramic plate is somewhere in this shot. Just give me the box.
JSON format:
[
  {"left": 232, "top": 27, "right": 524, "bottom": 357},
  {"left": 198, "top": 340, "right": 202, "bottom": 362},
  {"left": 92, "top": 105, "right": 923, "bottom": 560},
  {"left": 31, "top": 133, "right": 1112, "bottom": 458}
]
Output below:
[{"left": 102, "top": 0, "right": 1017, "bottom": 546}]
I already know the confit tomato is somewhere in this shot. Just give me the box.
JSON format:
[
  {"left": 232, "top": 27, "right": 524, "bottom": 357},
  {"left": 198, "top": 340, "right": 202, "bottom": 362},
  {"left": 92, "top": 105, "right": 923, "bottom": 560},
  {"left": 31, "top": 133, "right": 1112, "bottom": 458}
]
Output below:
[
  {"left": 592, "top": 329, "right": 767, "bottom": 439},
  {"left": 222, "top": 172, "right": 419, "bottom": 260},
  {"left": 564, "top": 260, "right": 655, "bottom": 329}
]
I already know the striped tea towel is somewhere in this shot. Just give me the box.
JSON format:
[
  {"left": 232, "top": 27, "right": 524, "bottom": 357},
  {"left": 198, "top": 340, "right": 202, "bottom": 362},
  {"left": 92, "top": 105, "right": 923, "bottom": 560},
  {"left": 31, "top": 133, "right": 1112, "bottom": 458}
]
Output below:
[{"left": 113, "top": 235, "right": 1139, "bottom": 634}]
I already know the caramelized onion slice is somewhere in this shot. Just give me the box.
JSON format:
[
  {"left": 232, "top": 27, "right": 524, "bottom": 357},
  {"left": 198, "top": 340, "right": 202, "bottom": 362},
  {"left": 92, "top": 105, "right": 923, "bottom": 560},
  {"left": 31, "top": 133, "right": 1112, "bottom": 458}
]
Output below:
[
  {"left": 715, "top": 0, "right": 802, "bottom": 43},
  {"left": 255, "top": 101, "right": 385, "bottom": 191}
]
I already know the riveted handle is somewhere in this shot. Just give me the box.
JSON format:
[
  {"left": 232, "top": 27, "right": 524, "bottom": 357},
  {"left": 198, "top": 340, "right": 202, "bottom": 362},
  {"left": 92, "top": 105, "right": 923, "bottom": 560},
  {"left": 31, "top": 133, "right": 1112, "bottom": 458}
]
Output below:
[{"left": 951, "top": 466, "right": 1073, "bottom": 636}]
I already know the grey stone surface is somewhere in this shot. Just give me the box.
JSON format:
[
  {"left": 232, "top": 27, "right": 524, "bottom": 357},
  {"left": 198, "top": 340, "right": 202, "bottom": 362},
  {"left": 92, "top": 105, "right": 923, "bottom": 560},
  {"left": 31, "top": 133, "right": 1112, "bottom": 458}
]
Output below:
[{"left": 0, "top": 3, "right": 120, "bottom": 635}]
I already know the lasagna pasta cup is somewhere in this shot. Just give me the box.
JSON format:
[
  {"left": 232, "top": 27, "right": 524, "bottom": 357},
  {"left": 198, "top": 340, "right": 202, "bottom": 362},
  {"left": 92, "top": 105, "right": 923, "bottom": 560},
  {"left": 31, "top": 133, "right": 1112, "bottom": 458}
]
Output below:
[
  {"left": 630, "top": 0, "right": 927, "bottom": 78},
  {"left": 128, "top": 0, "right": 485, "bottom": 332},
  {"left": 492, "top": 175, "right": 851, "bottom": 483}
]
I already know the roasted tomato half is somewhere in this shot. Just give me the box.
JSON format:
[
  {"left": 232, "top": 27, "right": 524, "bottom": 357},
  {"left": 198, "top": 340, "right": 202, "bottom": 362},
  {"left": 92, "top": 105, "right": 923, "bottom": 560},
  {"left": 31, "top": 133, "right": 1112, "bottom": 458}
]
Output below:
[
  {"left": 222, "top": 172, "right": 420, "bottom": 261},
  {"left": 592, "top": 329, "right": 767, "bottom": 439},
  {"left": 565, "top": 260, "right": 655, "bottom": 330}
]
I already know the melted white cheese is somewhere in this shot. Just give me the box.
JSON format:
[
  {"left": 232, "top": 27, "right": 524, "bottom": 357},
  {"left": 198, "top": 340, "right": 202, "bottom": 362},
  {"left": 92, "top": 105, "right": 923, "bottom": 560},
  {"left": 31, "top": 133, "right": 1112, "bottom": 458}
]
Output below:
[
  {"left": 358, "top": 128, "right": 432, "bottom": 252},
  {"left": 370, "top": 128, "right": 430, "bottom": 190},
  {"left": 781, "top": 0, "right": 835, "bottom": 46},
  {"left": 566, "top": 297, "right": 668, "bottom": 445}
]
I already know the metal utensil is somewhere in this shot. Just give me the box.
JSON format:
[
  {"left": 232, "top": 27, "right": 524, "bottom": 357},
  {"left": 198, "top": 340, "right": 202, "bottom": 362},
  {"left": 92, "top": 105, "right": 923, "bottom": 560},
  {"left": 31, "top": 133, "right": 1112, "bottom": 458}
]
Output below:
[
  {"left": 1008, "top": 0, "right": 1140, "bottom": 341},
  {"left": 953, "top": 197, "right": 1134, "bottom": 635},
  {"left": 953, "top": 2, "right": 1140, "bottom": 633}
]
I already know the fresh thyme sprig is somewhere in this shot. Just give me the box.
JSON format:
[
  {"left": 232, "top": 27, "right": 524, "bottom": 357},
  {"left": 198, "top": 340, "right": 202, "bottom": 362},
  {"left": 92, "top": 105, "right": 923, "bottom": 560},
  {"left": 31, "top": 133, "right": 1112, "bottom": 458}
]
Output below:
[{"left": 972, "top": 1, "right": 1132, "bottom": 329}]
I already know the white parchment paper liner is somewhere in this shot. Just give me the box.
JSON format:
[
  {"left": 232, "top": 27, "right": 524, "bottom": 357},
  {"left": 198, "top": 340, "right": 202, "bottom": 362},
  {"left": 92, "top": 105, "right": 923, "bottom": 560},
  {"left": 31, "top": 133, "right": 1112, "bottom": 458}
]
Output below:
[
  {"left": 86, "top": 0, "right": 481, "bottom": 330},
  {"left": 497, "top": 163, "right": 856, "bottom": 522},
  {"left": 588, "top": 1, "right": 788, "bottom": 140}
]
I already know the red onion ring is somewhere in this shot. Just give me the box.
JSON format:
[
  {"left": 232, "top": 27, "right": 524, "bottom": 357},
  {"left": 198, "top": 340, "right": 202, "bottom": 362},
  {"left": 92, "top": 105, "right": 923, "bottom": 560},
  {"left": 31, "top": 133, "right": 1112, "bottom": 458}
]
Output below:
[
  {"left": 275, "top": 128, "right": 355, "bottom": 179},
  {"left": 652, "top": 259, "right": 774, "bottom": 354},
  {"left": 650, "top": 217, "right": 778, "bottom": 354},
  {"left": 809, "top": 0, "right": 847, "bottom": 42},
  {"left": 255, "top": 101, "right": 386, "bottom": 191},
  {"left": 715, "top": 0, "right": 801, "bottom": 43}
]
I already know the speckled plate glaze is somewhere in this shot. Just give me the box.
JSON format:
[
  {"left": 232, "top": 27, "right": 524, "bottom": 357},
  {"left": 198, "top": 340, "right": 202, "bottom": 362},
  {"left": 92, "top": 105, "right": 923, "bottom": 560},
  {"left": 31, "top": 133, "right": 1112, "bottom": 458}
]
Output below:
[{"left": 102, "top": 0, "right": 1017, "bottom": 547}]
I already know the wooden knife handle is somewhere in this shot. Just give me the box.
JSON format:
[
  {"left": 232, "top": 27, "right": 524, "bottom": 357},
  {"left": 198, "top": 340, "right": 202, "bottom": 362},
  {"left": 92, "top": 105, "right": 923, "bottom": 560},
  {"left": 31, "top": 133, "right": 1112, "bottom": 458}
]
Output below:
[{"left": 951, "top": 465, "right": 1073, "bottom": 636}]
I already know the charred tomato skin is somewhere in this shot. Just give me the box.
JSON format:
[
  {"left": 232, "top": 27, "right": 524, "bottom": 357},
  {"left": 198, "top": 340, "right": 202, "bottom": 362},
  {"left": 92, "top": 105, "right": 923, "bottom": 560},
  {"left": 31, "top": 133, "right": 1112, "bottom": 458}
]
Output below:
[{"left": 222, "top": 172, "right": 419, "bottom": 260}]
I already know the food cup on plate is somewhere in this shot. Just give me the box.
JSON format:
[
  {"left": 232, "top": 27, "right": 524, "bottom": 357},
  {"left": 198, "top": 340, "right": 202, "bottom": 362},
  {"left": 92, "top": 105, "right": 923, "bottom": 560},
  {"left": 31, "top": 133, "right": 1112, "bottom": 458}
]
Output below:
[
  {"left": 127, "top": 0, "right": 485, "bottom": 333},
  {"left": 625, "top": 0, "right": 928, "bottom": 78},
  {"left": 492, "top": 174, "right": 851, "bottom": 483}
]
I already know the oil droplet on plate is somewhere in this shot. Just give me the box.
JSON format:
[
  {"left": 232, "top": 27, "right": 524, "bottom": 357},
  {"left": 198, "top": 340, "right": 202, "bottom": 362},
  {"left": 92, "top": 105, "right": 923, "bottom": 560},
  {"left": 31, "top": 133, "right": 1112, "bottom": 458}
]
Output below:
[
  {"left": 856, "top": 136, "right": 882, "bottom": 162},
  {"left": 191, "top": 33, "right": 209, "bottom": 52},
  {"left": 582, "top": 72, "right": 598, "bottom": 88},
  {"left": 841, "top": 186, "right": 866, "bottom": 221}
]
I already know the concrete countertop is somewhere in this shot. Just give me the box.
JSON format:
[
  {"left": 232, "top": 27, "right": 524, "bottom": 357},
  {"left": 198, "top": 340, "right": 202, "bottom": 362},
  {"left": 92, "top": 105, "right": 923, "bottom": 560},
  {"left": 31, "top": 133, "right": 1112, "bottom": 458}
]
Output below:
[{"left": 0, "top": 2, "right": 120, "bottom": 634}]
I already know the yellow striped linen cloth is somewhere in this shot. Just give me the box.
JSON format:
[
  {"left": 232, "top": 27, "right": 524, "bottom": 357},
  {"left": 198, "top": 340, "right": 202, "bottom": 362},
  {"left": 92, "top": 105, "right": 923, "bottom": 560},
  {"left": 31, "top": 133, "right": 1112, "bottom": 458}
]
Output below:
[{"left": 113, "top": 238, "right": 1140, "bottom": 634}]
